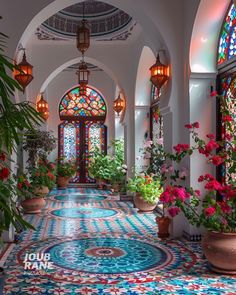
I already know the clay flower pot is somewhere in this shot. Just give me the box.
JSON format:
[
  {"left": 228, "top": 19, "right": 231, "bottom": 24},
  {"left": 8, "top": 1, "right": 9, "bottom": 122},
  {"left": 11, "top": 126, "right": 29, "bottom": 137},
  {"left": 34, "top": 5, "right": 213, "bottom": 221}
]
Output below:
[
  {"left": 57, "top": 176, "right": 70, "bottom": 188},
  {"left": 202, "top": 231, "right": 236, "bottom": 274},
  {"left": 134, "top": 193, "right": 157, "bottom": 212},
  {"left": 34, "top": 186, "right": 49, "bottom": 197},
  {"left": 156, "top": 216, "right": 171, "bottom": 239},
  {"left": 21, "top": 197, "right": 46, "bottom": 214}
]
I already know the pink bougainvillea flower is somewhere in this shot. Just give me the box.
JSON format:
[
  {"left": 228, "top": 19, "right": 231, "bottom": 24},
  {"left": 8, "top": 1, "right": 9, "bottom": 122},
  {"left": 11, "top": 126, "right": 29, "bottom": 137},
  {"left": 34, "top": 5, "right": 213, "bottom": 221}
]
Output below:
[
  {"left": 210, "top": 91, "right": 217, "bottom": 97},
  {"left": 206, "top": 133, "right": 215, "bottom": 139},
  {"left": 205, "top": 180, "right": 222, "bottom": 191},
  {"left": 210, "top": 155, "right": 225, "bottom": 166},
  {"left": 204, "top": 207, "right": 216, "bottom": 216},
  {"left": 205, "top": 140, "right": 219, "bottom": 153},
  {"left": 194, "top": 190, "right": 201, "bottom": 196},
  {"left": 156, "top": 138, "right": 164, "bottom": 145},
  {"left": 219, "top": 202, "right": 232, "bottom": 214},
  {"left": 222, "top": 114, "right": 233, "bottom": 122},
  {"left": 184, "top": 124, "right": 192, "bottom": 129},
  {"left": 193, "top": 122, "right": 200, "bottom": 128},
  {"left": 0, "top": 167, "right": 10, "bottom": 180},
  {"left": 168, "top": 207, "right": 180, "bottom": 217}
]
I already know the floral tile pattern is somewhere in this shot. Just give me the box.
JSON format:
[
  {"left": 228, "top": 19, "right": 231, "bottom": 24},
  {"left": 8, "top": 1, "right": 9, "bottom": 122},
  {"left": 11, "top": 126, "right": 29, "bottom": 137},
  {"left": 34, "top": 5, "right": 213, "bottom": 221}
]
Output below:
[{"left": 2, "top": 188, "right": 236, "bottom": 294}]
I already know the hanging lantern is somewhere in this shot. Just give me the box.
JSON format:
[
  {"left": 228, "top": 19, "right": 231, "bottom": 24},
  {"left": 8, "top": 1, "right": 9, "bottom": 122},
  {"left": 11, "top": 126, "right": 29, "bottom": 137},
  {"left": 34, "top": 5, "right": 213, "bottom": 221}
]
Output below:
[
  {"left": 14, "top": 50, "right": 33, "bottom": 93},
  {"left": 77, "top": 60, "right": 90, "bottom": 95},
  {"left": 36, "top": 94, "right": 49, "bottom": 120},
  {"left": 150, "top": 54, "right": 169, "bottom": 90},
  {"left": 113, "top": 94, "right": 124, "bottom": 116}
]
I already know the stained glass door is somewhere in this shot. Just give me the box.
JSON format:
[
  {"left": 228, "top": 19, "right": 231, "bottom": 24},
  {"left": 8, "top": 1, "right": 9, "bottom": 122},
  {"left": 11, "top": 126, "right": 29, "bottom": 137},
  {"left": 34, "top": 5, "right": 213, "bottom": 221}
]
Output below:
[{"left": 58, "top": 85, "right": 107, "bottom": 183}]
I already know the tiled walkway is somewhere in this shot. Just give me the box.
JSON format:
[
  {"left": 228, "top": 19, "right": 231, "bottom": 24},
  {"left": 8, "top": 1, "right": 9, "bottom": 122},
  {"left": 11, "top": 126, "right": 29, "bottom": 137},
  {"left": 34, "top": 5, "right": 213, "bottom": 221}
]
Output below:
[{"left": 2, "top": 188, "right": 236, "bottom": 294}]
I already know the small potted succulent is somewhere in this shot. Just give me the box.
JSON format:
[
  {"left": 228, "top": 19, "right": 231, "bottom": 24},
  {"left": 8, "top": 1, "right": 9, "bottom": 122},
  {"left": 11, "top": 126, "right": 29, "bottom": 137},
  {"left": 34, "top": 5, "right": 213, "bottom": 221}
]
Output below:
[
  {"left": 127, "top": 174, "right": 163, "bottom": 212},
  {"left": 57, "top": 158, "right": 76, "bottom": 188},
  {"left": 18, "top": 174, "right": 46, "bottom": 214}
]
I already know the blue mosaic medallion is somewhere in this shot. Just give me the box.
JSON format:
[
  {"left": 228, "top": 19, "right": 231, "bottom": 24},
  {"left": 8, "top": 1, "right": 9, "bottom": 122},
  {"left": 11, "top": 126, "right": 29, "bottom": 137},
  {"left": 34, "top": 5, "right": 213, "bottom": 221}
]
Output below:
[
  {"left": 46, "top": 237, "right": 168, "bottom": 274},
  {"left": 50, "top": 207, "right": 119, "bottom": 219},
  {"left": 54, "top": 194, "right": 107, "bottom": 202}
]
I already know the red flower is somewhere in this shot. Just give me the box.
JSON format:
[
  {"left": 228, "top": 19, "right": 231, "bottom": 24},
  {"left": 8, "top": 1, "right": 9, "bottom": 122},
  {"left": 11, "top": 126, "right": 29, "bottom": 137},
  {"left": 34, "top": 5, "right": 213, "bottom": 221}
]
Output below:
[
  {"left": 0, "top": 167, "right": 10, "bottom": 180},
  {"left": 17, "top": 182, "right": 23, "bottom": 189},
  {"left": 198, "top": 175, "right": 204, "bottom": 182},
  {"left": 205, "top": 140, "right": 219, "bottom": 153},
  {"left": 193, "top": 122, "right": 200, "bottom": 128},
  {"left": 35, "top": 172, "right": 40, "bottom": 177},
  {"left": 168, "top": 207, "right": 180, "bottom": 217},
  {"left": 24, "top": 180, "right": 30, "bottom": 187},
  {"left": 205, "top": 180, "right": 222, "bottom": 191},
  {"left": 206, "top": 133, "right": 215, "bottom": 139},
  {"left": 210, "top": 155, "right": 224, "bottom": 166},
  {"left": 222, "top": 114, "right": 233, "bottom": 122},
  {"left": 204, "top": 207, "right": 216, "bottom": 216},
  {"left": 219, "top": 202, "right": 232, "bottom": 214},
  {"left": 223, "top": 133, "right": 233, "bottom": 141},
  {"left": 0, "top": 152, "right": 6, "bottom": 161},
  {"left": 173, "top": 144, "right": 190, "bottom": 154},
  {"left": 173, "top": 187, "right": 189, "bottom": 201},
  {"left": 195, "top": 190, "right": 201, "bottom": 196},
  {"left": 210, "top": 91, "right": 217, "bottom": 97},
  {"left": 184, "top": 124, "right": 192, "bottom": 129}
]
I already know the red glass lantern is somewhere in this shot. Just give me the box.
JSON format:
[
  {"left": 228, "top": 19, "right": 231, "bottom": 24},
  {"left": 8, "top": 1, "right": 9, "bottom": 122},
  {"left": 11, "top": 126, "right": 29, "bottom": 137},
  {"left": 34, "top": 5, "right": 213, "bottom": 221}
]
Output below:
[
  {"left": 150, "top": 54, "right": 169, "bottom": 90},
  {"left": 36, "top": 94, "right": 49, "bottom": 120},
  {"left": 14, "top": 50, "right": 33, "bottom": 93},
  {"left": 113, "top": 95, "right": 124, "bottom": 116}
]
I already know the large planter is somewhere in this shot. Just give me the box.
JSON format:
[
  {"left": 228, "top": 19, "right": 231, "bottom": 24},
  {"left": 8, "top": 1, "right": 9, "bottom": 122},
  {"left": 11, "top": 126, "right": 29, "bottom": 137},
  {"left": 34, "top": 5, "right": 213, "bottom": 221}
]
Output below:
[
  {"left": 156, "top": 216, "right": 171, "bottom": 239},
  {"left": 202, "top": 231, "right": 236, "bottom": 274},
  {"left": 34, "top": 186, "right": 49, "bottom": 197},
  {"left": 57, "top": 176, "right": 70, "bottom": 188},
  {"left": 134, "top": 193, "right": 157, "bottom": 212},
  {"left": 21, "top": 197, "right": 46, "bottom": 214}
]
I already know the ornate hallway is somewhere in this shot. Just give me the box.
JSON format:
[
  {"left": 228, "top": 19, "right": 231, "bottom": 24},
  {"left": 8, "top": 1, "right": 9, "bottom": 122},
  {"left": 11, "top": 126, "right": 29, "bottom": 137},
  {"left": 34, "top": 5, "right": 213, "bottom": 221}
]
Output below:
[{"left": 1, "top": 188, "right": 236, "bottom": 294}]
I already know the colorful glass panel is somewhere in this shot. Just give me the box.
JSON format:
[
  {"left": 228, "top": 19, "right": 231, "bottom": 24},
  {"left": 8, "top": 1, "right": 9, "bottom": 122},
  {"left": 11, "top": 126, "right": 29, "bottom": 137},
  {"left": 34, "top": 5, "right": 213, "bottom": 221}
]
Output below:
[
  {"left": 150, "top": 84, "right": 160, "bottom": 102},
  {"left": 151, "top": 106, "right": 163, "bottom": 141},
  {"left": 85, "top": 122, "right": 106, "bottom": 182},
  {"left": 219, "top": 76, "right": 236, "bottom": 183},
  {"left": 218, "top": 3, "right": 236, "bottom": 65},
  {"left": 59, "top": 86, "right": 106, "bottom": 119}
]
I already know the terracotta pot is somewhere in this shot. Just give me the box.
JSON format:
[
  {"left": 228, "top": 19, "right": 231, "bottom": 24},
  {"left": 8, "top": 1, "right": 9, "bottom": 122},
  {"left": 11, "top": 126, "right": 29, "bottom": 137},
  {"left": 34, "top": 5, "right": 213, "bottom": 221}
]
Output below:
[
  {"left": 21, "top": 197, "right": 46, "bottom": 214},
  {"left": 202, "top": 231, "right": 236, "bottom": 274},
  {"left": 34, "top": 186, "right": 49, "bottom": 197},
  {"left": 97, "top": 179, "right": 104, "bottom": 190},
  {"left": 57, "top": 176, "right": 70, "bottom": 188},
  {"left": 133, "top": 193, "right": 157, "bottom": 212},
  {"left": 156, "top": 216, "right": 171, "bottom": 239},
  {"left": 112, "top": 183, "right": 121, "bottom": 192}
]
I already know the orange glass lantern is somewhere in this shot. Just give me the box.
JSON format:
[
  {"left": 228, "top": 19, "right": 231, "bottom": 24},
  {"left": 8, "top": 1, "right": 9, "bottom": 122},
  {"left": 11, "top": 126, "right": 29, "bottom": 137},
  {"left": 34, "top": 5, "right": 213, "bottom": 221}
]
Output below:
[
  {"left": 14, "top": 50, "right": 33, "bottom": 93},
  {"left": 36, "top": 94, "right": 49, "bottom": 120},
  {"left": 113, "top": 94, "right": 124, "bottom": 116},
  {"left": 150, "top": 54, "right": 169, "bottom": 90}
]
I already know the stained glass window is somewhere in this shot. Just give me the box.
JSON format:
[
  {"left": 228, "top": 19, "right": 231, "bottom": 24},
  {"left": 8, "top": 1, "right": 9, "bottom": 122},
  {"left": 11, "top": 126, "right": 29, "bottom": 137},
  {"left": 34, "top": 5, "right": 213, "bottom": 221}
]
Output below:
[
  {"left": 85, "top": 122, "right": 107, "bottom": 182},
  {"left": 218, "top": 3, "right": 236, "bottom": 65},
  {"left": 150, "top": 85, "right": 163, "bottom": 141},
  {"left": 150, "top": 84, "right": 160, "bottom": 102},
  {"left": 59, "top": 86, "right": 107, "bottom": 119}
]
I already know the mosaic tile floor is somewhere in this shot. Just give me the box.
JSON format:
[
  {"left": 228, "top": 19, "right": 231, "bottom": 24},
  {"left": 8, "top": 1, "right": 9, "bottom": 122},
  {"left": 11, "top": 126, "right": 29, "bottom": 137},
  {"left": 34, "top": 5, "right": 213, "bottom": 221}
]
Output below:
[{"left": 1, "top": 188, "right": 236, "bottom": 294}]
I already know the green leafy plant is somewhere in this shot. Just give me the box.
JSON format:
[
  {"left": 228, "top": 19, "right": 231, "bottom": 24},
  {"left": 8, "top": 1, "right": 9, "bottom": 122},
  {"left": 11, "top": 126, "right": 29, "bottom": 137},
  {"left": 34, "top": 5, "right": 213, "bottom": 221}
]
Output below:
[
  {"left": 127, "top": 174, "right": 163, "bottom": 205},
  {"left": 23, "top": 129, "right": 57, "bottom": 168},
  {"left": 57, "top": 158, "right": 76, "bottom": 178},
  {"left": 30, "top": 159, "right": 56, "bottom": 190},
  {"left": 0, "top": 31, "right": 42, "bottom": 233}
]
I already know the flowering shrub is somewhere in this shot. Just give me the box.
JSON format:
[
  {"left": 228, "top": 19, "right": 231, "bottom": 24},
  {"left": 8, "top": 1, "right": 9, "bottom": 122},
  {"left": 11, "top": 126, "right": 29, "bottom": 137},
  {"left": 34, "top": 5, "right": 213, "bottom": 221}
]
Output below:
[
  {"left": 0, "top": 152, "right": 34, "bottom": 232},
  {"left": 30, "top": 158, "right": 56, "bottom": 190},
  {"left": 57, "top": 158, "right": 76, "bottom": 178},
  {"left": 160, "top": 94, "right": 236, "bottom": 232},
  {"left": 128, "top": 174, "right": 163, "bottom": 205}
]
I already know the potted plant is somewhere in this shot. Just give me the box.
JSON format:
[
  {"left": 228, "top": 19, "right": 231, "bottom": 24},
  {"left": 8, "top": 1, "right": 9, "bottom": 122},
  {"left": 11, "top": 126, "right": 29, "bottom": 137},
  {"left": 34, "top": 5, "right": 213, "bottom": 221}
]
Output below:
[
  {"left": 57, "top": 158, "right": 76, "bottom": 188},
  {"left": 127, "top": 174, "right": 163, "bottom": 212},
  {"left": 17, "top": 174, "right": 46, "bottom": 214},
  {"left": 88, "top": 148, "right": 113, "bottom": 189},
  {"left": 160, "top": 93, "right": 236, "bottom": 273},
  {"left": 29, "top": 159, "right": 56, "bottom": 195},
  {"left": 23, "top": 129, "right": 57, "bottom": 169}
]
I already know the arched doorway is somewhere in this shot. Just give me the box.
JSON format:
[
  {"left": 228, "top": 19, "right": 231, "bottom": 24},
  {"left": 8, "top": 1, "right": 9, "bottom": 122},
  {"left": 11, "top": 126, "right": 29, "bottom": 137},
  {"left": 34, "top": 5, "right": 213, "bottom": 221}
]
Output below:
[{"left": 58, "top": 85, "right": 107, "bottom": 183}]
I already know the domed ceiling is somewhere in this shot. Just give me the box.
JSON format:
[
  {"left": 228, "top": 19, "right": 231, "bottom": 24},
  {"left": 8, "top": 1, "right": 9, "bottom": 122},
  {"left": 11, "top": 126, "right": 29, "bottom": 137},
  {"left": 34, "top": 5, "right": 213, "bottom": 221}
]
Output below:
[{"left": 36, "top": 0, "right": 137, "bottom": 41}]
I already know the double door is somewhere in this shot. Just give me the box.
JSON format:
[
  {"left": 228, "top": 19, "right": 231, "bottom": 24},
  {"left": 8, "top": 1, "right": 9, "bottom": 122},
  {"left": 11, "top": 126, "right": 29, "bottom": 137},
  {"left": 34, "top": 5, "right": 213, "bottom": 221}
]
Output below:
[{"left": 59, "top": 120, "right": 107, "bottom": 183}]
